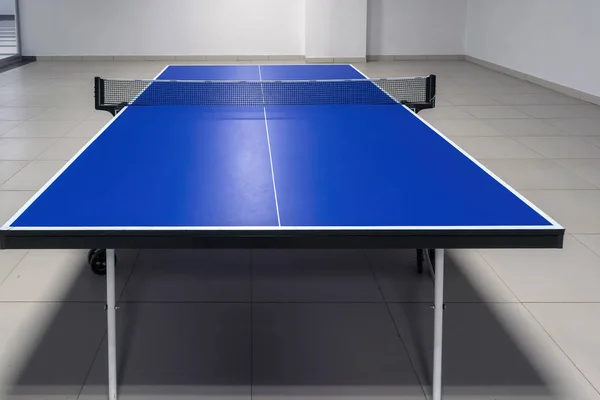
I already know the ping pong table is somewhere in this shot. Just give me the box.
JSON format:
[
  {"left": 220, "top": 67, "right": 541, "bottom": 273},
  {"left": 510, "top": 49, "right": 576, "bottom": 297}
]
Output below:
[{"left": 0, "top": 64, "right": 563, "bottom": 400}]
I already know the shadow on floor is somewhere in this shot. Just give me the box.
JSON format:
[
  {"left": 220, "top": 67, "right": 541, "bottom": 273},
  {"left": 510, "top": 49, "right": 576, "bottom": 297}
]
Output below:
[{"left": 8, "top": 249, "right": 556, "bottom": 399}]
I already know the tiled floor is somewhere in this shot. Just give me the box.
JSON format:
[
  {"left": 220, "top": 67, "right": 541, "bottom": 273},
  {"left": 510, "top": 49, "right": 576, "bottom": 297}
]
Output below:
[{"left": 0, "top": 60, "right": 599, "bottom": 399}]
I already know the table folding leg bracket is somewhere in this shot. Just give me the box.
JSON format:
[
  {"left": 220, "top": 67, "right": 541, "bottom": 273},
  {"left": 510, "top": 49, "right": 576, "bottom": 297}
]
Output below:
[{"left": 106, "top": 249, "right": 118, "bottom": 400}]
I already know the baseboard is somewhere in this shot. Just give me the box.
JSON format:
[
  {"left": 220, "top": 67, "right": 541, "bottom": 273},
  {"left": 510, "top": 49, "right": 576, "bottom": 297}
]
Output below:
[
  {"left": 465, "top": 55, "right": 600, "bottom": 106},
  {"left": 367, "top": 55, "right": 464, "bottom": 61},
  {"left": 0, "top": 55, "right": 35, "bottom": 73},
  {"left": 269, "top": 55, "right": 305, "bottom": 61},
  {"left": 26, "top": 53, "right": 600, "bottom": 106},
  {"left": 81, "top": 56, "right": 114, "bottom": 61},
  {"left": 306, "top": 57, "right": 366, "bottom": 64},
  {"left": 426, "top": 55, "right": 465, "bottom": 60},
  {"left": 35, "top": 56, "right": 82, "bottom": 61},
  {"left": 34, "top": 55, "right": 306, "bottom": 62}
]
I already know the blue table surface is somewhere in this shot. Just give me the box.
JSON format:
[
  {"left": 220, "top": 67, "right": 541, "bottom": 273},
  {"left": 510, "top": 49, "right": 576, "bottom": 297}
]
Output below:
[{"left": 8, "top": 65, "right": 554, "bottom": 229}]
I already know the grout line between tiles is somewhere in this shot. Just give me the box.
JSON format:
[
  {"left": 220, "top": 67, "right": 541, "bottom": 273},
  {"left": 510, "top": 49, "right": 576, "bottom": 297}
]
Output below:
[
  {"left": 522, "top": 303, "right": 600, "bottom": 397},
  {"left": 77, "top": 327, "right": 107, "bottom": 400},
  {"left": 571, "top": 235, "right": 600, "bottom": 258},
  {"left": 0, "top": 249, "right": 28, "bottom": 288},
  {"left": 0, "top": 120, "right": 26, "bottom": 137},
  {"left": 117, "top": 249, "right": 143, "bottom": 302},
  {"left": 361, "top": 249, "right": 429, "bottom": 399},
  {"left": 0, "top": 163, "right": 30, "bottom": 188}
]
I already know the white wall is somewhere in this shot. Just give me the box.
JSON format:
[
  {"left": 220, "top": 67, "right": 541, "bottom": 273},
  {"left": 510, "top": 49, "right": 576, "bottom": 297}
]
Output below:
[
  {"left": 368, "top": 0, "right": 467, "bottom": 56},
  {"left": 305, "top": 0, "right": 367, "bottom": 59},
  {"left": 465, "top": 0, "right": 600, "bottom": 97},
  {"left": 19, "top": 0, "right": 305, "bottom": 56}
]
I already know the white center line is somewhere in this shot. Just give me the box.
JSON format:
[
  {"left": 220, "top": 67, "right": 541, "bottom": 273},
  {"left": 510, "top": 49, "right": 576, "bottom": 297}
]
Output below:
[{"left": 258, "top": 65, "right": 281, "bottom": 227}]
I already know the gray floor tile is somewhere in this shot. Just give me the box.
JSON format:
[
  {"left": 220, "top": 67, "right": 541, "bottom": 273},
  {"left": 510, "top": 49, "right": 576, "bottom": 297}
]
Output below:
[
  {"left": 0, "top": 93, "right": 22, "bottom": 106},
  {"left": 390, "top": 303, "right": 561, "bottom": 400},
  {"left": 0, "top": 107, "right": 48, "bottom": 121},
  {"left": 515, "top": 105, "right": 600, "bottom": 119},
  {"left": 0, "top": 302, "right": 105, "bottom": 400},
  {"left": 36, "top": 137, "right": 90, "bottom": 161},
  {"left": 446, "top": 95, "right": 502, "bottom": 106},
  {"left": 433, "top": 98, "right": 452, "bottom": 106},
  {"left": 121, "top": 249, "right": 251, "bottom": 302},
  {"left": 544, "top": 119, "right": 600, "bottom": 136},
  {"left": 483, "top": 118, "right": 565, "bottom": 137},
  {"left": 79, "top": 303, "right": 251, "bottom": 400},
  {"left": 366, "top": 249, "right": 430, "bottom": 303},
  {"left": 443, "top": 81, "right": 548, "bottom": 95},
  {"left": 7, "top": 94, "right": 63, "bottom": 107},
  {"left": 0, "top": 249, "right": 27, "bottom": 285},
  {"left": 521, "top": 190, "right": 600, "bottom": 234},
  {"left": 0, "top": 160, "right": 27, "bottom": 186},
  {"left": 419, "top": 106, "right": 474, "bottom": 120},
  {"left": 491, "top": 93, "right": 584, "bottom": 105},
  {"left": 0, "top": 137, "right": 57, "bottom": 161},
  {"left": 499, "top": 81, "right": 552, "bottom": 94},
  {"left": 526, "top": 303, "right": 600, "bottom": 394},
  {"left": 0, "top": 87, "right": 24, "bottom": 99},
  {"left": 450, "top": 136, "right": 543, "bottom": 159},
  {"left": 583, "top": 135, "right": 600, "bottom": 148},
  {"left": 368, "top": 249, "right": 516, "bottom": 303},
  {"left": 461, "top": 106, "right": 530, "bottom": 119},
  {"left": 32, "top": 107, "right": 94, "bottom": 121},
  {"left": 0, "top": 120, "right": 22, "bottom": 135},
  {"left": 252, "top": 303, "right": 425, "bottom": 400},
  {"left": 479, "top": 235, "right": 600, "bottom": 302},
  {"left": 59, "top": 95, "right": 96, "bottom": 109},
  {"left": 0, "top": 190, "right": 34, "bottom": 225},
  {"left": 574, "top": 234, "right": 600, "bottom": 257},
  {"left": 428, "top": 119, "right": 504, "bottom": 137},
  {"left": 480, "top": 159, "right": 597, "bottom": 189},
  {"left": 391, "top": 303, "right": 600, "bottom": 400},
  {"left": 0, "top": 249, "right": 138, "bottom": 302},
  {"left": 86, "top": 111, "right": 113, "bottom": 123},
  {"left": 1, "top": 120, "right": 79, "bottom": 138},
  {"left": 515, "top": 136, "right": 600, "bottom": 158},
  {"left": 252, "top": 249, "right": 382, "bottom": 302},
  {"left": 66, "top": 120, "right": 107, "bottom": 138},
  {"left": 0, "top": 58, "right": 597, "bottom": 400},
  {"left": 0, "top": 160, "right": 64, "bottom": 190},
  {"left": 555, "top": 159, "right": 600, "bottom": 188}
]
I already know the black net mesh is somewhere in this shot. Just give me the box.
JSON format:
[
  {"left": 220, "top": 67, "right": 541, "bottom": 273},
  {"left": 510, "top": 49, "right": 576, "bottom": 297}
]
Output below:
[{"left": 98, "top": 76, "right": 434, "bottom": 108}]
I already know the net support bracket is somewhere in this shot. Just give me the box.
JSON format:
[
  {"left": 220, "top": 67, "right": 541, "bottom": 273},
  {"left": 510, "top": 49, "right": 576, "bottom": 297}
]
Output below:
[{"left": 95, "top": 77, "right": 119, "bottom": 116}]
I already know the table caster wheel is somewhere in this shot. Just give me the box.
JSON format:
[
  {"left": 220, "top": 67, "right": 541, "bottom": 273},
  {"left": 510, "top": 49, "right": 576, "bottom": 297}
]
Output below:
[{"left": 88, "top": 249, "right": 116, "bottom": 276}]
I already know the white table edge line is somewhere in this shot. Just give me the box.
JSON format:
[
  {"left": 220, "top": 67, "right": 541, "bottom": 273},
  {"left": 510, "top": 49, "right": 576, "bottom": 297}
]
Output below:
[
  {"left": 349, "top": 63, "right": 563, "bottom": 231},
  {"left": 0, "top": 65, "right": 172, "bottom": 230},
  {"left": 0, "top": 65, "right": 563, "bottom": 232},
  {"left": 2, "top": 225, "right": 562, "bottom": 231},
  {"left": 164, "top": 63, "right": 354, "bottom": 67}
]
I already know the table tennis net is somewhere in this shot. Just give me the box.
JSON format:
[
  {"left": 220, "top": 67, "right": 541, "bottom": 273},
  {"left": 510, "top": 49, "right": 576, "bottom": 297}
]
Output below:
[{"left": 95, "top": 75, "right": 436, "bottom": 115}]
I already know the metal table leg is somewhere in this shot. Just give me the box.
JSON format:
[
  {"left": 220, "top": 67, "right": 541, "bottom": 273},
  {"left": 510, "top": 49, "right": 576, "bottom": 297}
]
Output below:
[
  {"left": 432, "top": 249, "right": 445, "bottom": 400},
  {"left": 106, "top": 249, "right": 118, "bottom": 400}
]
